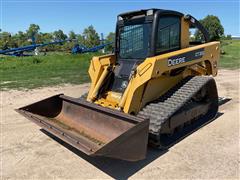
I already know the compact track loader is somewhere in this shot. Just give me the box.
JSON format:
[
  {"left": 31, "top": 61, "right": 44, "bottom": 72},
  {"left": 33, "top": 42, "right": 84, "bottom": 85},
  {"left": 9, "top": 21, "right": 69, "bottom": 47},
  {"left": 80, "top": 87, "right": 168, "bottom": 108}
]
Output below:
[{"left": 17, "top": 9, "right": 220, "bottom": 161}]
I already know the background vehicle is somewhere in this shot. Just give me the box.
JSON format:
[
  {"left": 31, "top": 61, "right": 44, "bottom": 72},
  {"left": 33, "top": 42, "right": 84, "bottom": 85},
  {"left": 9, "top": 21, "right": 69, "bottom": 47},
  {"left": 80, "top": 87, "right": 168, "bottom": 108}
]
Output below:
[{"left": 0, "top": 38, "right": 67, "bottom": 56}]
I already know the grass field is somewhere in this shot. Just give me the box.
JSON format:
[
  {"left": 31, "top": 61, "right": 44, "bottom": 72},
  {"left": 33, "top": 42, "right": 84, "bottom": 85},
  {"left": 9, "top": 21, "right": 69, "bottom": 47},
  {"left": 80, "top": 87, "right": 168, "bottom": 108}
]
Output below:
[
  {"left": 0, "top": 40, "right": 239, "bottom": 90},
  {"left": 0, "top": 53, "right": 100, "bottom": 90},
  {"left": 220, "top": 40, "right": 240, "bottom": 69}
]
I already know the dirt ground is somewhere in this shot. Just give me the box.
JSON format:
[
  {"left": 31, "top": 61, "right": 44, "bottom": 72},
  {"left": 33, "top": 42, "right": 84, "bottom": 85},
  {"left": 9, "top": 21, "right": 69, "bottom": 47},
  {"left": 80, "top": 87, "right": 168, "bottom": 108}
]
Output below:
[{"left": 1, "top": 69, "right": 239, "bottom": 179}]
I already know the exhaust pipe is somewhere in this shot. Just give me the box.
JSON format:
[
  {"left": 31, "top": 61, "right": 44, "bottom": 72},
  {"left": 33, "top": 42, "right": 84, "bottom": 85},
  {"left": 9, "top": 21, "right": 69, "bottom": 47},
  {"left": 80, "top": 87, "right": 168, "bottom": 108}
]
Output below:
[{"left": 16, "top": 94, "right": 149, "bottom": 161}]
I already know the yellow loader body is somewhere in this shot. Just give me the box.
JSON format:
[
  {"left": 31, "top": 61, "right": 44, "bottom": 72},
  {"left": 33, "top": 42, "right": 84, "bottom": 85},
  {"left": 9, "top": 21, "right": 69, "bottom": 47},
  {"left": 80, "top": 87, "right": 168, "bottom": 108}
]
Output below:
[{"left": 17, "top": 9, "right": 220, "bottom": 161}]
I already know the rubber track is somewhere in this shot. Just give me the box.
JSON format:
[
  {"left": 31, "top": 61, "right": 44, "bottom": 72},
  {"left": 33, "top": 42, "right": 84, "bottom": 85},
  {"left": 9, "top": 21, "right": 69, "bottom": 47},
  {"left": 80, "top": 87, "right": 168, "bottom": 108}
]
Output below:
[{"left": 137, "top": 76, "right": 214, "bottom": 135}]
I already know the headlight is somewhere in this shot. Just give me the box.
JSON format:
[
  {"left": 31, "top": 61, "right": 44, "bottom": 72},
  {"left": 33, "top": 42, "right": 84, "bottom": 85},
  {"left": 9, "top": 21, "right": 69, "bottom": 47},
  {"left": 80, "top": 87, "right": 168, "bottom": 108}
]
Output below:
[
  {"left": 147, "top": 10, "right": 153, "bottom": 16},
  {"left": 118, "top": 16, "right": 123, "bottom": 21},
  {"left": 121, "top": 81, "right": 128, "bottom": 89}
]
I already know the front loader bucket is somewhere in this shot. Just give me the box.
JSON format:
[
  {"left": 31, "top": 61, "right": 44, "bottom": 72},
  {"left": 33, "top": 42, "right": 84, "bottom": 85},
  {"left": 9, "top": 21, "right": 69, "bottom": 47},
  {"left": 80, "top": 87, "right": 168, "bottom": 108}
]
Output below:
[{"left": 16, "top": 94, "right": 149, "bottom": 161}]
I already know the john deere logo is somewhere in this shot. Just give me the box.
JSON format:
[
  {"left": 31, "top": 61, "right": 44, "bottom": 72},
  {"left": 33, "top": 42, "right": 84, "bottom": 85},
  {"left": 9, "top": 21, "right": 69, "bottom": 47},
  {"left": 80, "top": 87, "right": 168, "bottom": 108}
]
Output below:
[
  {"left": 168, "top": 57, "right": 186, "bottom": 66},
  {"left": 168, "top": 49, "right": 205, "bottom": 67}
]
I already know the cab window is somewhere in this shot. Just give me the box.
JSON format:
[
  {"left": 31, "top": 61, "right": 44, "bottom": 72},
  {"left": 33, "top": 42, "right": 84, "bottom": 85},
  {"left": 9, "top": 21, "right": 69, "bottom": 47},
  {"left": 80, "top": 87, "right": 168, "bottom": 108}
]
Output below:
[{"left": 156, "top": 16, "right": 180, "bottom": 54}]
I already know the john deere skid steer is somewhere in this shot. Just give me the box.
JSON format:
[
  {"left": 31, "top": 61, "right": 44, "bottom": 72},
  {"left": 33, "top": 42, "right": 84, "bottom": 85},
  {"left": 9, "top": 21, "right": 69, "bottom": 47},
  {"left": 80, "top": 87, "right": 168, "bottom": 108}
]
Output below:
[{"left": 17, "top": 9, "right": 220, "bottom": 161}]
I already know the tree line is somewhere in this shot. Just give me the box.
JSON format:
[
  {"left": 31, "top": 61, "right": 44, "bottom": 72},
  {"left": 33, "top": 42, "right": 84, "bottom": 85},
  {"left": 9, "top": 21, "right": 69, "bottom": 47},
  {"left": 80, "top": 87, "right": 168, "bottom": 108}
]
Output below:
[
  {"left": 0, "top": 24, "right": 115, "bottom": 52},
  {"left": 194, "top": 15, "right": 230, "bottom": 41},
  {"left": 0, "top": 15, "right": 231, "bottom": 52}
]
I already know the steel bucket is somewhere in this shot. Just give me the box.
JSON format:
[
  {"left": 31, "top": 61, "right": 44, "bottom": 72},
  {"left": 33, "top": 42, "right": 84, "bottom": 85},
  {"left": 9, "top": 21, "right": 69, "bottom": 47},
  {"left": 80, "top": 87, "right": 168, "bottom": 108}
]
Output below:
[{"left": 16, "top": 94, "right": 149, "bottom": 161}]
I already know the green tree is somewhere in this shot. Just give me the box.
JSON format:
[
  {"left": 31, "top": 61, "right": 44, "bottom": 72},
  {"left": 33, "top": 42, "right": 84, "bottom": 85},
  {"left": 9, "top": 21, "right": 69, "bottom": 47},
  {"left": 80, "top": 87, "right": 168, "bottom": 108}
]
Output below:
[
  {"left": 226, "top": 35, "right": 232, "bottom": 40},
  {"left": 27, "top": 24, "right": 40, "bottom": 39},
  {"left": 53, "top": 30, "right": 67, "bottom": 40},
  {"left": 75, "top": 34, "right": 84, "bottom": 44},
  {"left": 196, "top": 15, "right": 224, "bottom": 41},
  {"left": 105, "top": 32, "right": 115, "bottom": 52},
  {"left": 42, "top": 33, "right": 53, "bottom": 42},
  {"left": 14, "top": 31, "right": 28, "bottom": 46},
  {"left": 36, "top": 32, "right": 53, "bottom": 43},
  {"left": 0, "top": 32, "right": 12, "bottom": 49},
  {"left": 221, "top": 34, "right": 232, "bottom": 40},
  {"left": 52, "top": 30, "right": 67, "bottom": 51},
  {"left": 68, "top": 30, "right": 76, "bottom": 40},
  {"left": 17, "top": 31, "right": 26, "bottom": 40},
  {"left": 41, "top": 33, "right": 55, "bottom": 51},
  {"left": 82, "top": 25, "right": 100, "bottom": 47}
]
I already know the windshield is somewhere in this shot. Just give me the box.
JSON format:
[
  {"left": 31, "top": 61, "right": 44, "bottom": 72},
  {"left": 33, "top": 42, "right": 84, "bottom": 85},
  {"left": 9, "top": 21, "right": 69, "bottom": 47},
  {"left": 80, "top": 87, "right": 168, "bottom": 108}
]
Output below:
[{"left": 119, "top": 23, "right": 151, "bottom": 59}]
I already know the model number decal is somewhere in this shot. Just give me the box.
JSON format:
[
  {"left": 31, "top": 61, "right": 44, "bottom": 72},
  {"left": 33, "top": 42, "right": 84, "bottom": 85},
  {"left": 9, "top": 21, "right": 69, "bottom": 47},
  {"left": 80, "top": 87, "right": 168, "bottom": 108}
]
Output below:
[
  {"left": 168, "top": 48, "right": 205, "bottom": 67},
  {"left": 195, "top": 50, "right": 205, "bottom": 57}
]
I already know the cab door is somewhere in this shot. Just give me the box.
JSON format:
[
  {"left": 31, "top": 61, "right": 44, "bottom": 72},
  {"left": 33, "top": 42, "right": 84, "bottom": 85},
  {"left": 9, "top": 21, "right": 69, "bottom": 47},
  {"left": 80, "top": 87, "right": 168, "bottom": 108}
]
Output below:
[{"left": 155, "top": 15, "right": 181, "bottom": 55}]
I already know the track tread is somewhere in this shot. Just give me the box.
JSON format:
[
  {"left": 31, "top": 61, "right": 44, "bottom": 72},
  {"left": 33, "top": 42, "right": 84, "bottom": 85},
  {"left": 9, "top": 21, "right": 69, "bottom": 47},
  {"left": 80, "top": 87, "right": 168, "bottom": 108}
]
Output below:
[{"left": 137, "top": 76, "right": 215, "bottom": 135}]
